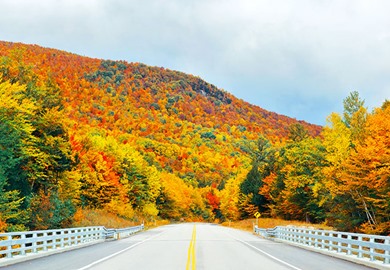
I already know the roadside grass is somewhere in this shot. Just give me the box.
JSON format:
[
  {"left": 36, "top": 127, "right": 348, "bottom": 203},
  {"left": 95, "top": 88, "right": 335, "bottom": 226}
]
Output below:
[
  {"left": 72, "top": 208, "right": 137, "bottom": 228},
  {"left": 221, "top": 218, "right": 333, "bottom": 232},
  {"left": 71, "top": 208, "right": 170, "bottom": 229},
  {"left": 143, "top": 219, "right": 171, "bottom": 229}
]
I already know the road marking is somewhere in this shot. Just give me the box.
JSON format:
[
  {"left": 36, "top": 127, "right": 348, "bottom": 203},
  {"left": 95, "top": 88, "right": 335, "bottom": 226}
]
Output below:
[
  {"left": 224, "top": 230, "right": 303, "bottom": 270},
  {"left": 77, "top": 230, "right": 166, "bottom": 270},
  {"left": 186, "top": 225, "right": 197, "bottom": 270}
]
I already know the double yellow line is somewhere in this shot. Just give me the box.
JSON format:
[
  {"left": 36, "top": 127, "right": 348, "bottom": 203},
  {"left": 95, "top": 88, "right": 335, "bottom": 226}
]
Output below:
[{"left": 186, "top": 225, "right": 197, "bottom": 270}]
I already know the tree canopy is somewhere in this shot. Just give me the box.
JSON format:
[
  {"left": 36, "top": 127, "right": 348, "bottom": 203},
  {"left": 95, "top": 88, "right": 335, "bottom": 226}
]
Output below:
[{"left": 0, "top": 41, "right": 388, "bottom": 235}]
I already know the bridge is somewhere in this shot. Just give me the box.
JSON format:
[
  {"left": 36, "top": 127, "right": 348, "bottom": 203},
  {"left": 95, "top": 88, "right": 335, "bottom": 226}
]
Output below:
[{"left": 1, "top": 223, "right": 389, "bottom": 269}]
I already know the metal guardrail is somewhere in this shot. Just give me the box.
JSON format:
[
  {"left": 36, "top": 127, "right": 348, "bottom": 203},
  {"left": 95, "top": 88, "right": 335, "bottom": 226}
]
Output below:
[
  {"left": 113, "top": 224, "right": 144, "bottom": 239},
  {"left": 0, "top": 224, "right": 144, "bottom": 266},
  {"left": 254, "top": 225, "right": 390, "bottom": 267}
]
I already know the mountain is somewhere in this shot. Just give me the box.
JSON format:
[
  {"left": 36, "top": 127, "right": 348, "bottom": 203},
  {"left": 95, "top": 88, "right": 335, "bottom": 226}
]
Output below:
[{"left": 0, "top": 41, "right": 321, "bottom": 228}]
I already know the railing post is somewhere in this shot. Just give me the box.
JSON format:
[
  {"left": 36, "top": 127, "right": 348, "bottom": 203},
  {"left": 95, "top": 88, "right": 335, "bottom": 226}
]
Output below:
[
  {"left": 278, "top": 227, "right": 283, "bottom": 240},
  {"left": 32, "top": 233, "right": 37, "bottom": 253},
  {"left": 369, "top": 237, "right": 375, "bottom": 261},
  {"left": 347, "top": 234, "right": 352, "bottom": 255},
  {"left": 95, "top": 227, "right": 100, "bottom": 240},
  {"left": 307, "top": 229, "right": 310, "bottom": 245},
  {"left": 298, "top": 228, "right": 301, "bottom": 243},
  {"left": 329, "top": 232, "right": 333, "bottom": 251},
  {"left": 60, "top": 230, "right": 64, "bottom": 248},
  {"left": 385, "top": 238, "right": 389, "bottom": 264},
  {"left": 358, "top": 236, "right": 363, "bottom": 258},
  {"left": 68, "top": 229, "right": 72, "bottom": 246},
  {"left": 337, "top": 233, "right": 342, "bottom": 253},
  {"left": 20, "top": 233, "right": 26, "bottom": 256},
  {"left": 43, "top": 232, "right": 48, "bottom": 251},
  {"left": 6, "top": 235, "right": 12, "bottom": 258},
  {"left": 101, "top": 227, "right": 105, "bottom": 240},
  {"left": 321, "top": 231, "right": 325, "bottom": 249}
]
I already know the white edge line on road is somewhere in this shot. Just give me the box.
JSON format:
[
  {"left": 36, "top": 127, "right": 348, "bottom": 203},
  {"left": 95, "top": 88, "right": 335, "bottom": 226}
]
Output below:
[
  {"left": 77, "top": 230, "right": 166, "bottom": 270},
  {"left": 225, "top": 231, "right": 303, "bottom": 270}
]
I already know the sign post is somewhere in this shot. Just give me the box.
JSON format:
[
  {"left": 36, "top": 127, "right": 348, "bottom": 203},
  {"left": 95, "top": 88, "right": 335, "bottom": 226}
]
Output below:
[{"left": 254, "top": 212, "right": 261, "bottom": 228}]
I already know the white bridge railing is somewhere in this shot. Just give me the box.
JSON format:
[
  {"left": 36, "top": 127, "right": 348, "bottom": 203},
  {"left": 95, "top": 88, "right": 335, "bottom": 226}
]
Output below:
[
  {"left": 254, "top": 226, "right": 390, "bottom": 268},
  {"left": 0, "top": 224, "right": 144, "bottom": 266}
]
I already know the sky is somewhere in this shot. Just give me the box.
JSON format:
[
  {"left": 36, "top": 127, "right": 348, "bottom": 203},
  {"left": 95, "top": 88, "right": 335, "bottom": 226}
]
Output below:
[{"left": 1, "top": 0, "right": 389, "bottom": 125}]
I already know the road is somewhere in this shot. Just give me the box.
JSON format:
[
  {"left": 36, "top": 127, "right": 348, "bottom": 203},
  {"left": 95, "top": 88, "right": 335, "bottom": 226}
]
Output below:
[{"left": 3, "top": 223, "right": 374, "bottom": 270}]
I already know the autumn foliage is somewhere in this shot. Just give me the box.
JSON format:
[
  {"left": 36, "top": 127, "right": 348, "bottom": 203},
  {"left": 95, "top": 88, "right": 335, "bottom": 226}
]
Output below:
[
  {"left": 239, "top": 93, "right": 390, "bottom": 234},
  {"left": 0, "top": 41, "right": 388, "bottom": 235}
]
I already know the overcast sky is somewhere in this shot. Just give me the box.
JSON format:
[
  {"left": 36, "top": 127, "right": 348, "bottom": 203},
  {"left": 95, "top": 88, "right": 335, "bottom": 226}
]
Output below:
[{"left": 1, "top": 0, "right": 389, "bottom": 125}]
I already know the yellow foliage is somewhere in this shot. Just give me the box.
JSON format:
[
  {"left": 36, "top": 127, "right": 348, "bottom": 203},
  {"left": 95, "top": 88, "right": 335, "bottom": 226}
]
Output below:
[
  {"left": 0, "top": 80, "right": 36, "bottom": 136},
  {"left": 160, "top": 172, "right": 193, "bottom": 210},
  {"left": 73, "top": 208, "right": 85, "bottom": 224},
  {"left": 0, "top": 79, "right": 37, "bottom": 115},
  {"left": 322, "top": 113, "right": 352, "bottom": 196},
  {"left": 57, "top": 170, "right": 82, "bottom": 202},
  {"left": 105, "top": 199, "right": 134, "bottom": 219},
  {"left": 219, "top": 169, "right": 248, "bottom": 220},
  {"left": 322, "top": 113, "right": 351, "bottom": 166},
  {"left": 142, "top": 203, "right": 158, "bottom": 218}
]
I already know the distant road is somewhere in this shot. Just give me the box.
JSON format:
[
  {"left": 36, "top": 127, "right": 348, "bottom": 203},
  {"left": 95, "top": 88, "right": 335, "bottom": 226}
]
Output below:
[{"left": 4, "top": 223, "right": 374, "bottom": 270}]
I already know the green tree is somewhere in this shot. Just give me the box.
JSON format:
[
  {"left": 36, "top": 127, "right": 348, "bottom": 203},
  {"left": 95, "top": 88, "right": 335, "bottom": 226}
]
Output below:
[
  {"left": 275, "top": 137, "right": 326, "bottom": 222},
  {"left": 288, "top": 123, "right": 309, "bottom": 142},
  {"left": 381, "top": 99, "right": 390, "bottom": 110},
  {"left": 0, "top": 168, "right": 29, "bottom": 232},
  {"left": 343, "top": 91, "right": 365, "bottom": 128},
  {"left": 28, "top": 190, "right": 75, "bottom": 230},
  {"left": 343, "top": 91, "right": 367, "bottom": 144},
  {"left": 1, "top": 58, "right": 76, "bottom": 229},
  {"left": 321, "top": 112, "right": 362, "bottom": 231},
  {"left": 338, "top": 106, "right": 390, "bottom": 234},
  {"left": 239, "top": 135, "right": 274, "bottom": 217},
  {"left": 321, "top": 92, "right": 375, "bottom": 232},
  {"left": 0, "top": 80, "right": 36, "bottom": 195}
]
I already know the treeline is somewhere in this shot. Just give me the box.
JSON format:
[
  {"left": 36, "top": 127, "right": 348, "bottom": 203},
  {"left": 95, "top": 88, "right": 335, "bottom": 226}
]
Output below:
[
  {"left": 0, "top": 42, "right": 388, "bottom": 235},
  {"left": 237, "top": 93, "right": 390, "bottom": 234}
]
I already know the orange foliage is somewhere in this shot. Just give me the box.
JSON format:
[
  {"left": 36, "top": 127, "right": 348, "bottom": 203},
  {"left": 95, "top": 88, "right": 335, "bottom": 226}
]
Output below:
[{"left": 0, "top": 40, "right": 322, "bottom": 225}]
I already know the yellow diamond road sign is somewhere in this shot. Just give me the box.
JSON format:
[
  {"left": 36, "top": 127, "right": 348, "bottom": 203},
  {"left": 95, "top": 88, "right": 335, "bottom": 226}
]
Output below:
[{"left": 254, "top": 212, "right": 261, "bottom": 218}]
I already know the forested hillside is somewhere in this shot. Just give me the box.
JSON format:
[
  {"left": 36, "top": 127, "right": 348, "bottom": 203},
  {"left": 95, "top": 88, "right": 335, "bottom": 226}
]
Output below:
[{"left": 0, "top": 41, "right": 388, "bottom": 235}]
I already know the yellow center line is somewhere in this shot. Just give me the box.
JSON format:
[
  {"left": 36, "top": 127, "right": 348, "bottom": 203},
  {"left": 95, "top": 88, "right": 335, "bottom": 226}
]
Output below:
[{"left": 186, "top": 225, "right": 197, "bottom": 270}]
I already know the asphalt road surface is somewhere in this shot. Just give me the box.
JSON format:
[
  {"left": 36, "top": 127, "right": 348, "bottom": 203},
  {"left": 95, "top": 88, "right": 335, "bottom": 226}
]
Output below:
[{"left": 3, "top": 223, "right": 374, "bottom": 270}]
